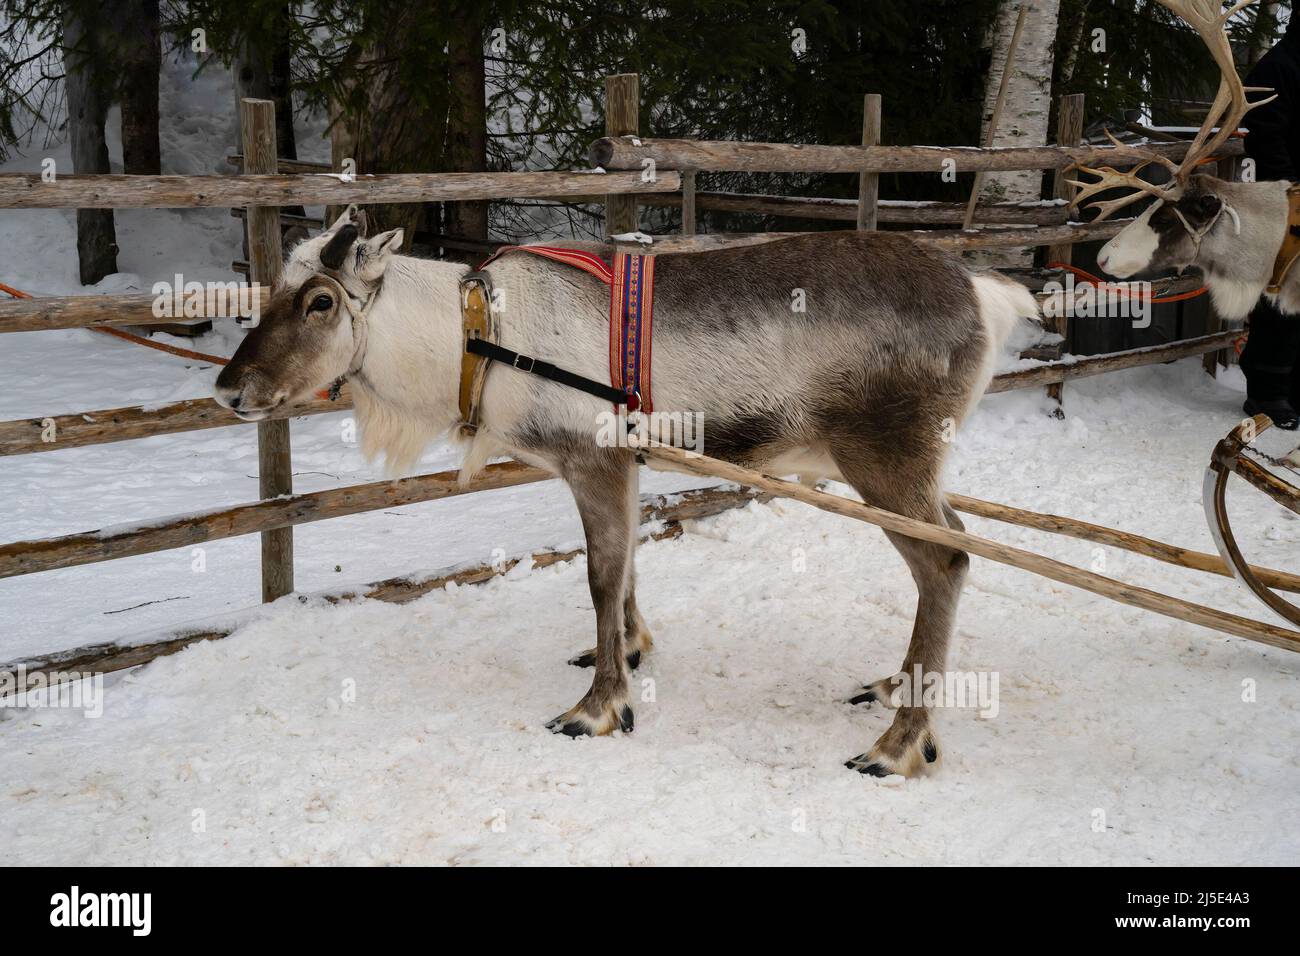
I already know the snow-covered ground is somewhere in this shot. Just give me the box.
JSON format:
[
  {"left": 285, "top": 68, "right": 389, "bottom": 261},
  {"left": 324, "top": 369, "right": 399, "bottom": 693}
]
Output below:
[{"left": 1, "top": 47, "right": 1297, "bottom": 866}]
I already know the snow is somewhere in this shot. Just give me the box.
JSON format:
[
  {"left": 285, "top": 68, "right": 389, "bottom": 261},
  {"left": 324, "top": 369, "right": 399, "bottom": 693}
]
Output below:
[{"left": 1, "top": 44, "right": 1298, "bottom": 867}]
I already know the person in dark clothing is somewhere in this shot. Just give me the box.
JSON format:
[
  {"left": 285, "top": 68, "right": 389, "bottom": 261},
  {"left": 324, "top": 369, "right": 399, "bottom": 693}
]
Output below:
[{"left": 1241, "top": 18, "right": 1300, "bottom": 429}]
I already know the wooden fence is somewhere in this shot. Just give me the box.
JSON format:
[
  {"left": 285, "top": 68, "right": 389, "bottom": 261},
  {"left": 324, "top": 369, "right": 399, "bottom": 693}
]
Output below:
[{"left": 0, "top": 78, "right": 1246, "bottom": 684}]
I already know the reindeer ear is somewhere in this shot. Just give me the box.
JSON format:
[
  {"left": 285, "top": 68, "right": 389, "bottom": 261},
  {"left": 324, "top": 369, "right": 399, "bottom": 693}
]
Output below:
[
  {"left": 320, "top": 223, "right": 359, "bottom": 270},
  {"left": 354, "top": 228, "right": 404, "bottom": 281},
  {"left": 323, "top": 204, "right": 360, "bottom": 235},
  {"left": 1177, "top": 189, "right": 1222, "bottom": 228}
]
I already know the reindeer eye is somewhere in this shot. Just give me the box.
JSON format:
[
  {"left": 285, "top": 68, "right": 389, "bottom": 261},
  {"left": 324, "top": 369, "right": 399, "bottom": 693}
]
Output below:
[{"left": 308, "top": 294, "right": 333, "bottom": 314}]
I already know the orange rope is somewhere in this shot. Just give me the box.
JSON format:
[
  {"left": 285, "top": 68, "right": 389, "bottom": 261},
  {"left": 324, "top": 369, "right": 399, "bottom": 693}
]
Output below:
[
  {"left": 90, "top": 325, "right": 229, "bottom": 365},
  {"left": 3, "top": 280, "right": 229, "bottom": 365},
  {"left": 1046, "top": 262, "right": 1209, "bottom": 304}
]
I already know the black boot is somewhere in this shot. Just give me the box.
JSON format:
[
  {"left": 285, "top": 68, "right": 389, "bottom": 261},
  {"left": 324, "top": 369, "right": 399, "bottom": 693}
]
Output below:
[{"left": 1243, "top": 397, "right": 1300, "bottom": 430}]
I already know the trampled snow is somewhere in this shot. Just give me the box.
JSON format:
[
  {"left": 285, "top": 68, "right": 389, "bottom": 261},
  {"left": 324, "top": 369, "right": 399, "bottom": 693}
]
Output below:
[{"left": 0, "top": 46, "right": 1296, "bottom": 867}]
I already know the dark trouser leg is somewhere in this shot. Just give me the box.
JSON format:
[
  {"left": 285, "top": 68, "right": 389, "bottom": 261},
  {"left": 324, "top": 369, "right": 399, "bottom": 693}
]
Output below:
[{"left": 1241, "top": 296, "right": 1300, "bottom": 401}]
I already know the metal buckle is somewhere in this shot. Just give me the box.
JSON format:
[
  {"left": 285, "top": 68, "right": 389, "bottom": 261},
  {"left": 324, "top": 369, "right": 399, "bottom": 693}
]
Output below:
[{"left": 513, "top": 354, "right": 535, "bottom": 373}]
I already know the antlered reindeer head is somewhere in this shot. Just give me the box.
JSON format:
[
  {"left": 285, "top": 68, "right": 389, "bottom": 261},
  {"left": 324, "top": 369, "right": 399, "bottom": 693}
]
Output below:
[
  {"left": 1073, "top": 0, "right": 1274, "bottom": 282},
  {"left": 214, "top": 206, "right": 403, "bottom": 420}
]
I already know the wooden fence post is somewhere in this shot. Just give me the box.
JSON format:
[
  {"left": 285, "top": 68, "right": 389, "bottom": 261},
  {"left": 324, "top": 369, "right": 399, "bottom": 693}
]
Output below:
[
  {"left": 604, "top": 74, "right": 640, "bottom": 238},
  {"left": 239, "top": 97, "right": 294, "bottom": 602},
  {"left": 681, "top": 169, "right": 696, "bottom": 236},
  {"left": 1044, "top": 92, "right": 1086, "bottom": 408},
  {"left": 856, "top": 94, "right": 881, "bottom": 230}
]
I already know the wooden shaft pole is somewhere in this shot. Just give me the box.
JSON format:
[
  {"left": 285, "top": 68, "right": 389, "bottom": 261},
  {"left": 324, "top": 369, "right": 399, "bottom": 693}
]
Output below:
[
  {"left": 240, "top": 98, "right": 294, "bottom": 603},
  {"left": 631, "top": 441, "right": 1300, "bottom": 653},
  {"left": 947, "top": 492, "right": 1300, "bottom": 593},
  {"left": 856, "top": 94, "right": 882, "bottom": 231},
  {"left": 604, "top": 74, "right": 640, "bottom": 239}
]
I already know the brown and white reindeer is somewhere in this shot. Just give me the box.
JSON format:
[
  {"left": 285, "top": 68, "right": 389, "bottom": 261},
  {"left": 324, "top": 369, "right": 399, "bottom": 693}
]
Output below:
[
  {"left": 214, "top": 206, "right": 1039, "bottom": 777},
  {"left": 1077, "top": 0, "right": 1299, "bottom": 322}
]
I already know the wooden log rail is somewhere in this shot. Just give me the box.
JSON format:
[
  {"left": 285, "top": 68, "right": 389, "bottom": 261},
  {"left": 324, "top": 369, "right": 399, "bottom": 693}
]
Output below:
[
  {"left": 225, "top": 155, "right": 1073, "bottom": 225},
  {"left": 641, "top": 192, "right": 1071, "bottom": 225},
  {"left": 0, "top": 485, "right": 770, "bottom": 689},
  {"left": 588, "top": 136, "right": 1244, "bottom": 174},
  {"left": 0, "top": 289, "right": 270, "bottom": 333},
  {"left": 0, "top": 461, "right": 552, "bottom": 579},
  {"left": 0, "top": 170, "right": 681, "bottom": 209},
  {"left": 0, "top": 326, "right": 1235, "bottom": 458},
  {"left": 985, "top": 330, "right": 1241, "bottom": 393},
  {"left": 591, "top": 221, "right": 1125, "bottom": 255}
]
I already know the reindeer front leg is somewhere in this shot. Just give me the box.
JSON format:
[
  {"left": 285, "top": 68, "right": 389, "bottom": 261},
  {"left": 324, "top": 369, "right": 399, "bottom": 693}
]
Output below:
[{"left": 547, "top": 450, "right": 639, "bottom": 737}]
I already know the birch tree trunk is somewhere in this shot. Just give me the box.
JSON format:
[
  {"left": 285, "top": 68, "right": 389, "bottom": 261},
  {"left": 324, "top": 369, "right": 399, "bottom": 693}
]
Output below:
[
  {"left": 1248, "top": 2, "right": 1284, "bottom": 68},
  {"left": 973, "top": 0, "right": 1062, "bottom": 268}
]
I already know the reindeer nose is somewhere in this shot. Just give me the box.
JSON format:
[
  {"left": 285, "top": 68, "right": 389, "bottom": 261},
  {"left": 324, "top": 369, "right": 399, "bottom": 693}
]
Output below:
[{"left": 214, "top": 382, "right": 244, "bottom": 411}]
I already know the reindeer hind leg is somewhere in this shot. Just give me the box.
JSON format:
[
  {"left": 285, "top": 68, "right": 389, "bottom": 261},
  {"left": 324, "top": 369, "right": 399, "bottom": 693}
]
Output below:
[
  {"left": 547, "top": 449, "right": 639, "bottom": 736},
  {"left": 832, "top": 445, "right": 970, "bottom": 777}
]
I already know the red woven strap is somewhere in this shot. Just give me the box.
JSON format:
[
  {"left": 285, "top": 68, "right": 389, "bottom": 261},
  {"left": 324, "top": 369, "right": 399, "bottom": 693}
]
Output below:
[{"left": 478, "top": 245, "right": 614, "bottom": 285}]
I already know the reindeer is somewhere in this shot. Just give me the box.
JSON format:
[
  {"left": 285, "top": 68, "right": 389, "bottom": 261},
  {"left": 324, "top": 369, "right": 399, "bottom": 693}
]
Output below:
[
  {"left": 214, "top": 203, "right": 1038, "bottom": 777},
  {"left": 1076, "top": 0, "right": 1296, "bottom": 325}
]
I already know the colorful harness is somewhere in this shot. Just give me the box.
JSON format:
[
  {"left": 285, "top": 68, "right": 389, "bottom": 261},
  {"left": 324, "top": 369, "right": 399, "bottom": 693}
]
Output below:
[{"left": 457, "top": 244, "right": 657, "bottom": 434}]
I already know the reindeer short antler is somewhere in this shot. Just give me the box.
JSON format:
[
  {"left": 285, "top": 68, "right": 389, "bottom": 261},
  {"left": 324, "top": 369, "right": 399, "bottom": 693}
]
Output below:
[{"left": 1068, "top": 0, "right": 1277, "bottom": 220}]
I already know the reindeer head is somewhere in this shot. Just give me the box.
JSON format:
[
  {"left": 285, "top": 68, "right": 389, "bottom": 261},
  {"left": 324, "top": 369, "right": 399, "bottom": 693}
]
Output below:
[
  {"left": 1095, "top": 176, "right": 1242, "bottom": 278},
  {"left": 214, "top": 205, "right": 403, "bottom": 420},
  {"left": 1072, "top": 0, "right": 1271, "bottom": 280}
]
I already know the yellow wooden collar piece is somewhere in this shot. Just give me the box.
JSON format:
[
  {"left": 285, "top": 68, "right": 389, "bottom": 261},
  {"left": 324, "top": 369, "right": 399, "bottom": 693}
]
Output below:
[
  {"left": 1266, "top": 183, "right": 1300, "bottom": 295},
  {"left": 458, "top": 273, "right": 498, "bottom": 434}
]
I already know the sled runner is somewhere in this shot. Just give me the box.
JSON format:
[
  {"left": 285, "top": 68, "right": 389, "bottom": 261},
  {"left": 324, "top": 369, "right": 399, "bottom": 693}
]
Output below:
[{"left": 1204, "top": 414, "right": 1300, "bottom": 627}]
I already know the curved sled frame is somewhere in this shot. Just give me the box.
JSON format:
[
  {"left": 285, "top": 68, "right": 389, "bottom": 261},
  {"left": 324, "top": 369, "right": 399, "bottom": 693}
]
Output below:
[{"left": 1204, "top": 414, "right": 1300, "bottom": 628}]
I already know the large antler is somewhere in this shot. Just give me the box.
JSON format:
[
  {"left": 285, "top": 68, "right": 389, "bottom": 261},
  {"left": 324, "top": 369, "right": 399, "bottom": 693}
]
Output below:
[
  {"left": 1069, "top": 0, "right": 1276, "bottom": 219},
  {"left": 1161, "top": 0, "right": 1276, "bottom": 183}
]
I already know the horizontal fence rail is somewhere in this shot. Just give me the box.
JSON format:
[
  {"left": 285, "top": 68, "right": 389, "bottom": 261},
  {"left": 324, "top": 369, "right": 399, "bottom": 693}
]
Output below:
[
  {"left": 0, "top": 461, "right": 550, "bottom": 579},
  {"left": 641, "top": 192, "right": 1072, "bottom": 225},
  {"left": 588, "top": 136, "right": 1243, "bottom": 174},
  {"left": 0, "top": 390, "right": 349, "bottom": 456},
  {"left": 605, "top": 222, "right": 1125, "bottom": 253},
  {"left": 0, "top": 170, "right": 681, "bottom": 209},
  {"left": 0, "top": 485, "right": 769, "bottom": 688},
  {"left": 0, "top": 288, "right": 271, "bottom": 333}
]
